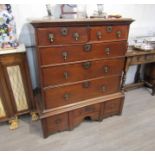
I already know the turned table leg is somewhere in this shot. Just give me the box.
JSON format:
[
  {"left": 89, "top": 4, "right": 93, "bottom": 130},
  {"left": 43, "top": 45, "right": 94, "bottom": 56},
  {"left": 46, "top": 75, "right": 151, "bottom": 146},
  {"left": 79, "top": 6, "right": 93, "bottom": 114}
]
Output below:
[
  {"left": 122, "top": 57, "right": 131, "bottom": 90},
  {"left": 152, "top": 85, "right": 155, "bottom": 95}
]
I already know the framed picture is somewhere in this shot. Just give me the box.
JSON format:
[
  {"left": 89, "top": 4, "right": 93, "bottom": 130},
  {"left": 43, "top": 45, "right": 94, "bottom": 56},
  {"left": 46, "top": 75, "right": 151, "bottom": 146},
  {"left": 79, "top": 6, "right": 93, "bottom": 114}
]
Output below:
[{"left": 0, "top": 4, "right": 18, "bottom": 49}]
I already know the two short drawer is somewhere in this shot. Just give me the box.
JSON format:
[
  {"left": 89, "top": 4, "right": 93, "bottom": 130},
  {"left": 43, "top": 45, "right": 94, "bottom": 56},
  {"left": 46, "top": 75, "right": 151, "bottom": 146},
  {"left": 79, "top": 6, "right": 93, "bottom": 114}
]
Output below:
[
  {"left": 37, "top": 26, "right": 129, "bottom": 46},
  {"left": 41, "top": 97, "right": 124, "bottom": 138}
]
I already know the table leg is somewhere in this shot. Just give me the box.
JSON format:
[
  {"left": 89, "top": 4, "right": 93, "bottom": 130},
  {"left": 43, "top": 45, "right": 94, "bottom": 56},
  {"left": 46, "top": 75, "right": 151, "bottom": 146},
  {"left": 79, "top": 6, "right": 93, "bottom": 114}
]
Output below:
[
  {"left": 122, "top": 58, "right": 131, "bottom": 90},
  {"left": 134, "top": 64, "right": 141, "bottom": 83},
  {"left": 152, "top": 85, "right": 155, "bottom": 95}
]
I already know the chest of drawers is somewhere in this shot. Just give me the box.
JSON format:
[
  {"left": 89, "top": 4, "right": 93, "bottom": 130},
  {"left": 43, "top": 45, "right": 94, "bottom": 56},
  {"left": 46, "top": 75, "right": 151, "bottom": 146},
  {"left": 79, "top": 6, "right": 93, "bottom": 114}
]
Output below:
[{"left": 31, "top": 18, "right": 133, "bottom": 138}]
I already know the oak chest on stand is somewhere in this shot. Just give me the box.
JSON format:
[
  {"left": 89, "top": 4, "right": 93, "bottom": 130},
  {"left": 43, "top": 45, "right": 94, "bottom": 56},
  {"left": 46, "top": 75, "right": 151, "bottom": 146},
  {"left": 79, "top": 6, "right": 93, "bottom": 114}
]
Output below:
[{"left": 31, "top": 18, "right": 133, "bottom": 138}]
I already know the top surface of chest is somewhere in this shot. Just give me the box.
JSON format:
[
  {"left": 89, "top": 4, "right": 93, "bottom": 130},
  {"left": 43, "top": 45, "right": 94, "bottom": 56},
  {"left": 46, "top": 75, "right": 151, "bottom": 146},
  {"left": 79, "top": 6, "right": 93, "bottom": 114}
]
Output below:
[{"left": 31, "top": 18, "right": 134, "bottom": 27}]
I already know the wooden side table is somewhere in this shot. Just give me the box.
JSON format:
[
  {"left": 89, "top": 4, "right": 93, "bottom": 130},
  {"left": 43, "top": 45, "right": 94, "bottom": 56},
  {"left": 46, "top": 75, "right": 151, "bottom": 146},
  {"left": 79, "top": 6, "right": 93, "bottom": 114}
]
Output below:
[
  {"left": 122, "top": 48, "right": 155, "bottom": 95},
  {"left": 0, "top": 45, "right": 37, "bottom": 129}
]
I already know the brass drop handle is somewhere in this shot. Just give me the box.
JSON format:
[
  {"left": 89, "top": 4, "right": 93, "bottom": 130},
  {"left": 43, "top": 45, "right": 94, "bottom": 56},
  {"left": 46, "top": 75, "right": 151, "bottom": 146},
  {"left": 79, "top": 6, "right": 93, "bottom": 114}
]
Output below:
[
  {"left": 64, "top": 71, "right": 69, "bottom": 79},
  {"left": 116, "top": 31, "right": 121, "bottom": 38},
  {"left": 84, "top": 44, "right": 92, "bottom": 52},
  {"left": 107, "top": 26, "right": 113, "bottom": 32},
  {"left": 85, "top": 106, "right": 94, "bottom": 112},
  {"left": 73, "top": 32, "right": 80, "bottom": 41},
  {"left": 103, "top": 66, "right": 109, "bottom": 73},
  {"left": 96, "top": 31, "right": 102, "bottom": 40},
  {"left": 62, "top": 51, "right": 68, "bottom": 60},
  {"left": 82, "top": 61, "right": 91, "bottom": 69},
  {"left": 101, "top": 85, "right": 107, "bottom": 92},
  {"left": 64, "top": 93, "right": 70, "bottom": 100},
  {"left": 105, "top": 47, "right": 110, "bottom": 55},
  {"left": 48, "top": 33, "right": 54, "bottom": 42},
  {"left": 83, "top": 81, "right": 90, "bottom": 88},
  {"left": 55, "top": 118, "right": 62, "bottom": 124}
]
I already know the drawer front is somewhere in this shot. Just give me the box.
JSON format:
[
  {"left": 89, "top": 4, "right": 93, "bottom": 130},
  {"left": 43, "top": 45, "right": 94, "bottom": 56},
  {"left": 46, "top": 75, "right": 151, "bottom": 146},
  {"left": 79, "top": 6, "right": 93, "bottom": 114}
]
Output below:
[
  {"left": 90, "top": 25, "right": 129, "bottom": 41},
  {"left": 42, "top": 58, "right": 124, "bottom": 87},
  {"left": 39, "top": 41, "right": 127, "bottom": 66},
  {"left": 42, "top": 112, "right": 69, "bottom": 135},
  {"left": 43, "top": 76, "right": 121, "bottom": 109},
  {"left": 144, "top": 64, "right": 155, "bottom": 82},
  {"left": 130, "top": 54, "right": 155, "bottom": 65},
  {"left": 69, "top": 104, "right": 100, "bottom": 128},
  {"left": 70, "top": 104, "right": 100, "bottom": 118},
  {"left": 37, "top": 27, "right": 88, "bottom": 46},
  {"left": 102, "top": 97, "right": 124, "bottom": 117}
]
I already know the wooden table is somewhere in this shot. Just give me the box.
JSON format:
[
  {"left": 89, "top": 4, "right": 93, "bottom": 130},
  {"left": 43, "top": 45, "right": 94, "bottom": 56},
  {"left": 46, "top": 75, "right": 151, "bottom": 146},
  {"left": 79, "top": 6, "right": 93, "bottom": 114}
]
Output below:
[{"left": 122, "top": 48, "right": 155, "bottom": 95}]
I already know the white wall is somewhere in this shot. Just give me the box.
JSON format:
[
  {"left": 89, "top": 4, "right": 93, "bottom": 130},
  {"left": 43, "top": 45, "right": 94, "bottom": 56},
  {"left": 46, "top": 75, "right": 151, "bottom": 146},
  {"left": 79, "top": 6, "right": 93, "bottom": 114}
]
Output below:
[{"left": 11, "top": 4, "right": 155, "bottom": 88}]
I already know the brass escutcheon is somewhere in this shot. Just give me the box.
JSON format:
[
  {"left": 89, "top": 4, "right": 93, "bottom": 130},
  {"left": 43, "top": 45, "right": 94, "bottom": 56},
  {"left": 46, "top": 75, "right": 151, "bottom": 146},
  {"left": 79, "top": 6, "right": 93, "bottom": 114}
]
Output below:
[
  {"left": 61, "top": 27, "right": 68, "bottom": 36},
  {"left": 82, "top": 61, "right": 91, "bottom": 69},
  {"left": 84, "top": 44, "right": 92, "bottom": 52},
  {"left": 64, "top": 93, "right": 70, "bottom": 100},
  {"left": 107, "top": 26, "right": 113, "bottom": 32}
]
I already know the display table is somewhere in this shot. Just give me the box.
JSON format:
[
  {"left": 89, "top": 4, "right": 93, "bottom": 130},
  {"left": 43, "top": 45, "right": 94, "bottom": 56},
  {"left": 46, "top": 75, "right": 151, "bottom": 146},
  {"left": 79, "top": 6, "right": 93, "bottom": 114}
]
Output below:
[{"left": 123, "top": 48, "right": 155, "bottom": 95}]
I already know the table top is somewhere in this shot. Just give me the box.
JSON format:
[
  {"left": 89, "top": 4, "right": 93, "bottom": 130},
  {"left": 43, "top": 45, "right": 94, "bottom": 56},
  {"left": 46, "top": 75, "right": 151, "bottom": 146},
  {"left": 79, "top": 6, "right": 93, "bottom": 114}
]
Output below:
[
  {"left": 0, "top": 44, "right": 26, "bottom": 55},
  {"left": 126, "top": 48, "right": 155, "bottom": 57},
  {"left": 30, "top": 17, "right": 134, "bottom": 28},
  {"left": 30, "top": 17, "right": 134, "bottom": 24}
]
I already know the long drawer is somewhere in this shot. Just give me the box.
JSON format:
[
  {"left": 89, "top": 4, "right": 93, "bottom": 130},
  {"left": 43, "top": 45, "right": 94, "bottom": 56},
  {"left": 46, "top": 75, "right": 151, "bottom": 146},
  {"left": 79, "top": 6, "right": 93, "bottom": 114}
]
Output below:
[
  {"left": 42, "top": 58, "right": 124, "bottom": 87},
  {"left": 39, "top": 41, "right": 127, "bottom": 66},
  {"left": 43, "top": 76, "right": 121, "bottom": 109}
]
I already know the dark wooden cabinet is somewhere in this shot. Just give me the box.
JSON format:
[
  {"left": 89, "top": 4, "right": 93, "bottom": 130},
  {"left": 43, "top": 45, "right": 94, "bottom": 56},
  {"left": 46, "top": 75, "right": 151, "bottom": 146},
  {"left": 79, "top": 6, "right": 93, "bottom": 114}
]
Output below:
[
  {"left": 0, "top": 45, "right": 36, "bottom": 129},
  {"left": 31, "top": 18, "right": 133, "bottom": 138},
  {"left": 144, "top": 63, "right": 155, "bottom": 95}
]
